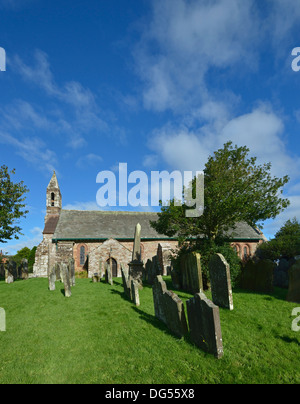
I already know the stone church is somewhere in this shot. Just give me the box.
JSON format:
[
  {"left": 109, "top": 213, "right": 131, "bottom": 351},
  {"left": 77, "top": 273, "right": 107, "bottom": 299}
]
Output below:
[{"left": 33, "top": 172, "right": 266, "bottom": 278}]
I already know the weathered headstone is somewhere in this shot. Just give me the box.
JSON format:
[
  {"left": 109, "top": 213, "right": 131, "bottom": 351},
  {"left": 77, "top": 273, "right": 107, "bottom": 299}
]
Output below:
[
  {"left": 0, "top": 263, "right": 5, "bottom": 278},
  {"left": 69, "top": 258, "right": 76, "bottom": 287},
  {"left": 186, "top": 292, "right": 223, "bottom": 359},
  {"left": 180, "top": 252, "right": 203, "bottom": 294},
  {"left": 121, "top": 264, "right": 132, "bottom": 299},
  {"left": 209, "top": 253, "right": 233, "bottom": 310},
  {"left": 49, "top": 266, "right": 56, "bottom": 291},
  {"left": 286, "top": 261, "right": 300, "bottom": 303},
  {"left": 152, "top": 275, "right": 188, "bottom": 338},
  {"left": 21, "top": 258, "right": 29, "bottom": 280},
  {"left": 55, "top": 263, "right": 61, "bottom": 281},
  {"left": 6, "top": 262, "right": 14, "bottom": 284},
  {"left": 62, "top": 263, "right": 71, "bottom": 297},
  {"left": 92, "top": 273, "right": 100, "bottom": 282},
  {"left": 147, "top": 255, "right": 162, "bottom": 285},
  {"left": 129, "top": 223, "right": 144, "bottom": 284},
  {"left": 131, "top": 279, "right": 140, "bottom": 306},
  {"left": 240, "top": 259, "right": 275, "bottom": 294},
  {"left": 105, "top": 262, "right": 113, "bottom": 285}
]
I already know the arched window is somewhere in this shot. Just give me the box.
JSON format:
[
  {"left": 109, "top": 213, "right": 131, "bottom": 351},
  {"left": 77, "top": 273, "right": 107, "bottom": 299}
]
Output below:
[
  {"left": 80, "top": 246, "right": 85, "bottom": 265},
  {"left": 51, "top": 192, "right": 55, "bottom": 207},
  {"left": 243, "top": 246, "right": 249, "bottom": 259}
]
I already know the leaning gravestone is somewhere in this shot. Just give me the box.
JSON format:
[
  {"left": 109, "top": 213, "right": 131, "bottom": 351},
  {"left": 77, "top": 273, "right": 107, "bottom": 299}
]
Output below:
[
  {"left": 186, "top": 292, "right": 223, "bottom": 359},
  {"left": 131, "top": 279, "right": 140, "bottom": 307},
  {"left": 61, "top": 263, "right": 72, "bottom": 297},
  {"left": 49, "top": 266, "right": 56, "bottom": 291},
  {"left": 286, "top": 261, "right": 300, "bottom": 303},
  {"left": 209, "top": 253, "right": 233, "bottom": 310},
  {"left": 152, "top": 275, "right": 188, "bottom": 338},
  {"left": 121, "top": 265, "right": 132, "bottom": 300}
]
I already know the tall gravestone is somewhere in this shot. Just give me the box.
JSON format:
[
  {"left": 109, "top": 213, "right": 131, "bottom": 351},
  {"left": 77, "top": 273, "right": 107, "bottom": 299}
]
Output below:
[
  {"left": 6, "top": 262, "right": 14, "bottom": 284},
  {"left": 209, "top": 253, "right": 233, "bottom": 310},
  {"left": 128, "top": 223, "right": 144, "bottom": 285},
  {"left": 286, "top": 261, "right": 300, "bottom": 303},
  {"left": 105, "top": 262, "right": 113, "bottom": 285},
  {"left": 22, "top": 258, "right": 29, "bottom": 280},
  {"left": 49, "top": 266, "right": 56, "bottom": 291},
  {"left": 152, "top": 275, "right": 188, "bottom": 338},
  {"left": 62, "top": 263, "right": 72, "bottom": 297},
  {"left": 69, "top": 258, "right": 76, "bottom": 287},
  {"left": 121, "top": 265, "right": 132, "bottom": 299},
  {"left": 186, "top": 292, "right": 223, "bottom": 359}
]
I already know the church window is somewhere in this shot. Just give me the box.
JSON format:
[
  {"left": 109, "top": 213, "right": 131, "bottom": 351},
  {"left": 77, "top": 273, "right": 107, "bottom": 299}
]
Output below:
[
  {"left": 51, "top": 192, "right": 55, "bottom": 207},
  {"left": 243, "top": 246, "right": 249, "bottom": 259},
  {"left": 80, "top": 246, "right": 85, "bottom": 265}
]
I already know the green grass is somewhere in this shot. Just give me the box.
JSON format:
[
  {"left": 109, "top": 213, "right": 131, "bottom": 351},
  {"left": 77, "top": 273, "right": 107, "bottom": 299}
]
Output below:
[{"left": 0, "top": 277, "right": 300, "bottom": 384}]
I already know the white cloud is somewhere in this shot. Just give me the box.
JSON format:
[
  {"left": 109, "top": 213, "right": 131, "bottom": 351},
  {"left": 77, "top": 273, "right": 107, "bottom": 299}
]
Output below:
[
  {"left": 0, "top": 130, "right": 58, "bottom": 174},
  {"left": 76, "top": 153, "right": 103, "bottom": 169},
  {"left": 134, "top": 0, "right": 259, "bottom": 112}
]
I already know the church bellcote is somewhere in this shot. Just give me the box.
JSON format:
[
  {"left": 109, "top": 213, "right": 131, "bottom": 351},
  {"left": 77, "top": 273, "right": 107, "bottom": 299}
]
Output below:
[{"left": 46, "top": 171, "right": 62, "bottom": 219}]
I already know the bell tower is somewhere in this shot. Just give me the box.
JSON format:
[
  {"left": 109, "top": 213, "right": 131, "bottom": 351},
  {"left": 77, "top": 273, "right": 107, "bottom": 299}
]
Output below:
[{"left": 46, "top": 171, "right": 62, "bottom": 221}]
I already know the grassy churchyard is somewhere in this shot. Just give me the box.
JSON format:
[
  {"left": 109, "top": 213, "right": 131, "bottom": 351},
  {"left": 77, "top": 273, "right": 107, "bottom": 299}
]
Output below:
[{"left": 0, "top": 276, "right": 299, "bottom": 384}]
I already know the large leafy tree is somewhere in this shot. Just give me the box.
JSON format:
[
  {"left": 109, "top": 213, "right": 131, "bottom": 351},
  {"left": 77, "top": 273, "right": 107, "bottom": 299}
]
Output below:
[
  {"left": 0, "top": 165, "right": 29, "bottom": 243},
  {"left": 151, "top": 142, "right": 290, "bottom": 242}
]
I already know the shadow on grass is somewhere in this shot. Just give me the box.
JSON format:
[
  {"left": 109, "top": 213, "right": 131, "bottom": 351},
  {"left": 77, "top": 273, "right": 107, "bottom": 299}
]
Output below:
[
  {"left": 276, "top": 335, "right": 300, "bottom": 346},
  {"left": 233, "top": 287, "right": 288, "bottom": 302}
]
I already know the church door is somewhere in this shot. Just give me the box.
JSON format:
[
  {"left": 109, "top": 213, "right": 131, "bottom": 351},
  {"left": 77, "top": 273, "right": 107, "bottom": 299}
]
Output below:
[{"left": 107, "top": 258, "right": 118, "bottom": 277}]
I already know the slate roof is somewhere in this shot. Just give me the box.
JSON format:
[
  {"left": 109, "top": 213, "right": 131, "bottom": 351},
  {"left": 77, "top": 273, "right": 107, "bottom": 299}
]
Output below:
[
  {"left": 51, "top": 209, "right": 264, "bottom": 241},
  {"left": 43, "top": 216, "right": 60, "bottom": 234}
]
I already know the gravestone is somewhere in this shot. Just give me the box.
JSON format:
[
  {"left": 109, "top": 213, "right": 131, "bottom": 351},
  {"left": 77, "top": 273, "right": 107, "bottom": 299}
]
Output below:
[
  {"left": 180, "top": 252, "right": 203, "bottom": 294},
  {"left": 152, "top": 275, "right": 188, "bottom": 338},
  {"left": 105, "top": 263, "right": 113, "bottom": 285},
  {"left": 286, "top": 261, "right": 300, "bottom": 303},
  {"left": 62, "top": 263, "right": 71, "bottom": 297},
  {"left": 186, "top": 292, "right": 223, "bottom": 359},
  {"left": 6, "top": 262, "right": 14, "bottom": 284},
  {"left": 121, "top": 265, "right": 132, "bottom": 299},
  {"left": 128, "top": 223, "right": 144, "bottom": 284},
  {"left": 49, "top": 266, "right": 56, "bottom": 291},
  {"left": 92, "top": 273, "right": 100, "bottom": 283},
  {"left": 69, "top": 258, "right": 76, "bottom": 287},
  {"left": 131, "top": 279, "right": 140, "bottom": 307},
  {"left": 209, "top": 253, "right": 233, "bottom": 310},
  {"left": 21, "top": 258, "right": 29, "bottom": 280},
  {"left": 55, "top": 263, "right": 61, "bottom": 281},
  {"left": 240, "top": 259, "right": 275, "bottom": 294},
  {"left": 147, "top": 255, "right": 162, "bottom": 285},
  {"left": 0, "top": 263, "right": 5, "bottom": 279}
]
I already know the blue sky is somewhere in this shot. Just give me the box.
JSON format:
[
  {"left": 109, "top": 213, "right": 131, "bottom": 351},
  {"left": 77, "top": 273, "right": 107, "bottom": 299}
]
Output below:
[{"left": 0, "top": 0, "right": 300, "bottom": 255}]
